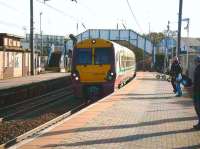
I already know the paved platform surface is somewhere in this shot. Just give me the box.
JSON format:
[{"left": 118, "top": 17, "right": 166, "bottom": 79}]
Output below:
[
  {"left": 0, "top": 73, "right": 70, "bottom": 90},
  {"left": 13, "top": 72, "right": 200, "bottom": 149}
]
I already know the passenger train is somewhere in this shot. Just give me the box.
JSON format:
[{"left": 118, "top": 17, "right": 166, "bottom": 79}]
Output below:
[{"left": 71, "top": 38, "right": 136, "bottom": 99}]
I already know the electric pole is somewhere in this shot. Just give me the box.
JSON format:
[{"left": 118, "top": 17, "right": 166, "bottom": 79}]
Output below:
[
  {"left": 177, "top": 0, "right": 183, "bottom": 58},
  {"left": 30, "top": 0, "right": 34, "bottom": 75},
  {"left": 164, "top": 21, "right": 170, "bottom": 72},
  {"left": 40, "top": 12, "right": 43, "bottom": 56}
]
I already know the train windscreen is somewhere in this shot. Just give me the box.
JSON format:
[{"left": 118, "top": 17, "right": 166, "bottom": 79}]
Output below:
[
  {"left": 95, "top": 48, "right": 111, "bottom": 64},
  {"left": 76, "top": 48, "right": 92, "bottom": 64}
]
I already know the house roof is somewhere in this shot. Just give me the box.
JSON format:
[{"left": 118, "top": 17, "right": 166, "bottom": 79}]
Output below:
[
  {"left": 0, "top": 33, "right": 23, "bottom": 39},
  {"left": 181, "top": 37, "right": 200, "bottom": 47}
]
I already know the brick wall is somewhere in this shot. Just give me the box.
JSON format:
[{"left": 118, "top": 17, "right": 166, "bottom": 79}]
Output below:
[
  {"left": 3, "top": 67, "right": 13, "bottom": 79},
  {"left": 3, "top": 51, "right": 14, "bottom": 79},
  {"left": 22, "top": 53, "right": 30, "bottom": 76}
]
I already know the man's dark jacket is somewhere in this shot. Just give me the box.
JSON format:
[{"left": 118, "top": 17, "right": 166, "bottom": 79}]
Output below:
[
  {"left": 170, "top": 62, "right": 182, "bottom": 78},
  {"left": 193, "top": 64, "right": 200, "bottom": 101}
]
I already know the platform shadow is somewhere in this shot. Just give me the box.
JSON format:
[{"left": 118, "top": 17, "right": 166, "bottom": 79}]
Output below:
[
  {"left": 117, "top": 95, "right": 175, "bottom": 100},
  {"left": 169, "top": 100, "right": 193, "bottom": 107},
  {"left": 174, "top": 144, "right": 200, "bottom": 149},
  {"left": 147, "top": 107, "right": 192, "bottom": 112},
  {"left": 42, "top": 128, "right": 196, "bottom": 148},
  {"left": 40, "top": 116, "right": 197, "bottom": 137},
  {"left": 111, "top": 93, "right": 193, "bottom": 108},
  {"left": 114, "top": 93, "right": 173, "bottom": 96}
]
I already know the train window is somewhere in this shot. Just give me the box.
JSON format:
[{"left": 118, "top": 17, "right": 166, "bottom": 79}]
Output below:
[
  {"left": 95, "top": 48, "right": 111, "bottom": 64},
  {"left": 76, "top": 48, "right": 92, "bottom": 64}
]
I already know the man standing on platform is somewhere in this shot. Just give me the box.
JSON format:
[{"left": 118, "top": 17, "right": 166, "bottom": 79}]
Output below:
[
  {"left": 170, "top": 58, "right": 178, "bottom": 93},
  {"left": 193, "top": 56, "right": 200, "bottom": 129},
  {"left": 170, "top": 57, "right": 182, "bottom": 96}
]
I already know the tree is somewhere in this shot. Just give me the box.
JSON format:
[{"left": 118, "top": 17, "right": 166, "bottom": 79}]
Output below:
[
  {"left": 145, "top": 32, "right": 165, "bottom": 45},
  {"left": 155, "top": 53, "right": 165, "bottom": 72}
]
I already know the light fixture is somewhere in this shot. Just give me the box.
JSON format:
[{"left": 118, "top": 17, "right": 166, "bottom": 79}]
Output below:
[{"left": 92, "top": 39, "right": 96, "bottom": 44}]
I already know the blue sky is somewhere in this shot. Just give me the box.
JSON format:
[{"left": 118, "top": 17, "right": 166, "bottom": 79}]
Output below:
[{"left": 0, "top": 0, "right": 199, "bottom": 37}]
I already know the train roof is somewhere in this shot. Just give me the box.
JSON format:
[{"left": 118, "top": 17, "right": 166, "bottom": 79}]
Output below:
[
  {"left": 76, "top": 38, "right": 133, "bottom": 51},
  {"left": 110, "top": 40, "right": 134, "bottom": 54}
]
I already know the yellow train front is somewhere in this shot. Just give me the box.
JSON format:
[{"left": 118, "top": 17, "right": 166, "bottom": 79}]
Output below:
[{"left": 71, "top": 39, "right": 136, "bottom": 99}]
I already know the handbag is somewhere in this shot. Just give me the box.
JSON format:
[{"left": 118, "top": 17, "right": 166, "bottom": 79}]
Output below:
[
  {"left": 176, "top": 73, "right": 182, "bottom": 82},
  {"left": 181, "top": 75, "right": 192, "bottom": 87}
]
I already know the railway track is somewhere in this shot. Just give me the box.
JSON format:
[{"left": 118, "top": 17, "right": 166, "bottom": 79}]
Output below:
[
  {"left": 0, "top": 85, "right": 110, "bottom": 148},
  {"left": 0, "top": 85, "right": 86, "bottom": 147},
  {"left": 0, "top": 86, "right": 73, "bottom": 122},
  {"left": 0, "top": 102, "right": 86, "bottom": 149}
]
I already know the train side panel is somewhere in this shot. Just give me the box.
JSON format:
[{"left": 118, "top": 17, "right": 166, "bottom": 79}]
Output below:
[{"left": 112, "top": 42, "right": 136, "bottom": 89}]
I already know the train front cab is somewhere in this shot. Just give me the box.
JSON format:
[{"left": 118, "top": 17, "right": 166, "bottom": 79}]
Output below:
[{"left": 71, "top": 39, "right": 116, "bottom": 99}]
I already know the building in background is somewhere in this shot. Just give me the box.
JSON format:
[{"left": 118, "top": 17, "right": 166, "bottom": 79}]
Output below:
[
  {"left": 21, "top": 34, "right": 65, "bottom": 55},
  {"left": 0, "top": 33, "right": 31, "bottom": 79},
  {"left": 159, "top": 37, "right": 200, "bottom": 55},
  {"left": 21, "top": 34, "right": 66, "bottom": 72},
  {"left": 159, "top": 37, "right": 200, "bottom": 80},
  {"left": 179, "top": 38, "right": 200, "bottom": 80}
]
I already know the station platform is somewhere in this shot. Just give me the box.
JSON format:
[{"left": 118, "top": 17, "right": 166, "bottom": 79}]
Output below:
[
  {"left": 13, "top": 72, "right": 200, "bottom": 149},
  {"left": 0, "top": 72, "right": 71, "bottom": 107},
  {"left": 0, "top": 72, "right": 70, "bottom": 90}
]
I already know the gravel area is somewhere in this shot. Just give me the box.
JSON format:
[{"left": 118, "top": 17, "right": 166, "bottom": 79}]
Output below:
[
  {"left": 0, "top": 96, "right": 84, "bottom": 145},
  {"left": 0, "top": 113, "right": 56, "bottom": 144}
]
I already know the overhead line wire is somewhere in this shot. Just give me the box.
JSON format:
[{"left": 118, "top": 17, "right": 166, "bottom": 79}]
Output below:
[
  {"left": 36, "top": 0, "right": 79, "bottom": 22},
  {"left": 0, "top": 20, "right": 26, "bottom": 29},
  {"left": 0, "top": 0, "right": 34, "bottom": 32},
  {"left": 0, "top": 1, "right": 28, "bottom": 16},
  {"left": 76, "top": 0, "right": 97, "bottom": 16},
  {"left": 36, "top": 0, "right": 89, "bottom": 32},
  {"left": 126, "top": 0, "right": 143, "bottom": 33}
]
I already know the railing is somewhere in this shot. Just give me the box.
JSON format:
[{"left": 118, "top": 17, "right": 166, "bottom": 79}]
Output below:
[{"left": 65, "top": 29, "right": 154, "bottom": 54}]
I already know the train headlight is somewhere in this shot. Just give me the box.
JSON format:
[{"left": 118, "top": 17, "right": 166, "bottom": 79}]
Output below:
[
  {"left": 106, "top": 71, "right": 115, "bottom": 81},
  {"left": 71, "top": 70, "right": 80, "bottom": 81},
  {"left": 92, "top": 39, "right": 96, "bottom": 44}
]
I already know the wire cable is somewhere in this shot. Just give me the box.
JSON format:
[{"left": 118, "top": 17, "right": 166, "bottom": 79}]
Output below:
[
  {"left": 0, "top": 1, "right": 28, "bottom": 16},
  {"left": 0, "top": 0, "right": 35, "bottom": 32},
  {"left": 36, "top": 0, "right": 78, "bottom": 22},
  {"left": 36, "top": 0, "right": 88, "bottom": 32},
  {"left": 0, "top": 20, "right": 27, "bottom": 29},
  {"left": 126, "top": 0, "right": 143, "bottom": 33},
  {"left": 76, "top": 0, "right": 97, "bottom": 17}
]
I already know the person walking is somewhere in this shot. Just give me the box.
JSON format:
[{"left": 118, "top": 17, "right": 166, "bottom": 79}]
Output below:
[
  {"left": 170, "top": 57, "right": 182, "bottom": 96},
  {"left": 193, "top": 56, "right": 200, "bottom": 129},
  {"left": 170, "top": 57, "right": 178, "bottom": 93}
]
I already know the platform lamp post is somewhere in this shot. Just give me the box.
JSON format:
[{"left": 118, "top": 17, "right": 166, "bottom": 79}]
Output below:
[
  {"left": 177, "top": 0, "right": 183, "bottom": 58},
  {"left": 164, "top": 21, "right": 170, "bottom": 73},
  {"left": 182, "top": 18, "right": 190, "bottom": 74},
  {"left": 170, "top": 30, "right": 178, "bottom": 59}
]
